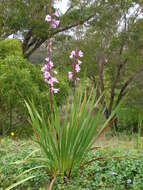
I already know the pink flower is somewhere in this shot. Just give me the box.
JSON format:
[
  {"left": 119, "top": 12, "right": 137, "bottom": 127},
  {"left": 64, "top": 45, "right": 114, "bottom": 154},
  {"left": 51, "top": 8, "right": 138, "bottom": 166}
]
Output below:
[
  {"left": 78, "top": 60, "right": 82, "bottom": 65},
  {"left": 76, "top": 77, "right": 80, "bottom": 81},
  {"left": 53, "top": 10, "right": 59, "bottom": 17},
  {"left": 68, "top": 72, "right": 73, "bottom": 80},
  {"left": 51, "top": 19, "right": 60, "bottom": 28},
  {"left": 45, "top": 58, "right": 54, "bottom": 69},
  {"left": 51, "top": 88, "right": 59, "bottom": 93},
  {"left": 48, "top": 79, "right": 54, "bottom": 86},
  {"left": 41, "top": 64, "right": 48, "bottom": 73},
  {"left": 52, "top": 77, "right": 58, "bottom": 83},
  {"left": 68, "top": 49, "right": 83, "bottom": 88},
  {"left": 43, "top": 11, "right": 60, "bottom": 94},
  {"left": 75, "top": 64, "right": 80, "bottom": 72},
  {"left": 45, "top": 57, "right": 50, "bottom": 62},
  {"left": 78, "top": 50, "right": 83, "bottom": 57},
  {"left": 48, "top": 62, "right": 54, "bottom": 69},
  {"left": 45, "top": 15, "right": 52, "bottom": 22},
  {"left": 48, "top": 77, "right": 58, "bottom": 86},
  {"left": 44, "top": 71, "right": 51, "bottom": 79},
  {"left": 70, "top": 50, "right": 76, "bottom": 59}
]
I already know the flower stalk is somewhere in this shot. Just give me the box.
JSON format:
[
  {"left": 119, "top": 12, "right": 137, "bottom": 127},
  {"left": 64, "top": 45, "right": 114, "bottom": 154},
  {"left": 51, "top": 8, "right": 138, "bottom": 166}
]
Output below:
[
  {"left": 41, "top": 4, "right": 60, "bottom": 111},
  {"left": 69, "top": 49, "right": 83, "bottom": 93}
]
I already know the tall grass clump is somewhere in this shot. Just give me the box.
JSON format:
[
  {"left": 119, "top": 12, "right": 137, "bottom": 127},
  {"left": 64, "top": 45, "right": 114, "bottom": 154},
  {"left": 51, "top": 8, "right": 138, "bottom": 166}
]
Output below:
[{"left": 26, "top": 86, "right": 114, "bottom": 179}]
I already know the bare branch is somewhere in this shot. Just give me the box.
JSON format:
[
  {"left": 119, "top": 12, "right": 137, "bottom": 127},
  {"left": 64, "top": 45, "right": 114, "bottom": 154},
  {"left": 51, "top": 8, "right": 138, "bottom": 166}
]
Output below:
[
  {"left": 116, "top": 68, "right": 143, "bottom": 106},
  {"left": 24, "top": 13, "right": 96, "bottom": 57}
]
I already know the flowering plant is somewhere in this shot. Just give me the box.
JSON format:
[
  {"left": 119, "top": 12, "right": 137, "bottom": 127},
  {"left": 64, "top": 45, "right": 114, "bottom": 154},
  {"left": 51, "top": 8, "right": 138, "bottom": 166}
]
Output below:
[
  {"left": 41, "top": 10, "right": 60, "bottom": 94},
  {"left": 68, "top": 49, "right": 83, "bottom": 90},
  {"left": 41, "top": 57, "right": 59, "bottom": 94},
  {"left": 26, "top": 85, "right": 114, "bottom": 178},
  {"left": 23, "top": 7, "right": 116, "bottom": 190},
  {"left": 45, "top": 10, "right": 60, "bottom": 29},
  {"left": 40, "top": 9, "right": 60, "bottom": 113}
]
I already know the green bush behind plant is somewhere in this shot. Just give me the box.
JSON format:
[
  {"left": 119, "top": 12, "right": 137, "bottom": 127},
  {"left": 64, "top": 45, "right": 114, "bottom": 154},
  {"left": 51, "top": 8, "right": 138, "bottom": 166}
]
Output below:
[
  {"left": 0, "top": 39, "right": 23, "bottom": 59},
  {"left": 0, "top": 39, "right": 68, "bottom": 135},
  {"left": 117, "top": 103, "right": 143, "bottom": 133}
]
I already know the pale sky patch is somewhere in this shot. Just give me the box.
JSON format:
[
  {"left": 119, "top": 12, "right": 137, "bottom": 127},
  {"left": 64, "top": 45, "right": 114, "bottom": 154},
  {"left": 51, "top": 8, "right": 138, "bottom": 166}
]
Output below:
[
  {"left": 118, "top": 3, "right": 143, "bottom": 32},
  {"left": 54, "top": 0, "right": 69, "bottom": 14}
]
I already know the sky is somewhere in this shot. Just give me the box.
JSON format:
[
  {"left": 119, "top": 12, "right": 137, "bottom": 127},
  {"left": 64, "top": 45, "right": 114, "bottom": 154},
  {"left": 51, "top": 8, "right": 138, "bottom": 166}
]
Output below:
[{"left": 55, "top": 0, "right": 69, "bottom": 14}]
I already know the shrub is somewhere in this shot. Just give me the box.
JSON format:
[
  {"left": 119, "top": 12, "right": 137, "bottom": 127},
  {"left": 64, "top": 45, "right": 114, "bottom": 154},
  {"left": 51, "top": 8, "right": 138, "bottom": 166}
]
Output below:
[
  {"left": 117, "top": 103, "right": 143, "bottom": 133},
  {"left": 0, "top": 55, "right": 69, "bottom": 135},
  {"left": 0, "top": 39, "right": 23, "bottom": 59},
  {"left": 0, "top": 55, "right": 39, "bottom": 134}
]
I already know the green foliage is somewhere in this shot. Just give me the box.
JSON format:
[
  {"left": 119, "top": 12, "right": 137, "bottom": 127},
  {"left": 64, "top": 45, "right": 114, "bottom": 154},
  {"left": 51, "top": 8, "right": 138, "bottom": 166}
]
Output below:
[
  {"left": 1, "top": 138, "right": 143, "bottom": 190},
  {"left": 0, "top": 0, "right": 97, "bottom": 57},
  {"left": 52, "top": 1, "right": 143, "bottom": 130},
  {"left": 0, "top": 55, "right": 68, "bottom": 135},
  {"left": 117, "top": 102, "right": 143, "bottom": 133},
  {"left": 0, "top": 39, "right": 22, "bottom": 59},
  {"left": 25, "top": 86, "right": 112, "bottom": 178},
  {"left": 136, "top": 114, "right": 143, "bottom": 149},
  {"left": 0, "top": 56, "right": 38, "bottom": 134},
  {"left": 0, "top": 138, "right": 49, "bottom": 190},
  {"left": 118, "top": 107, "right": 139, "bottom": 132},
  {"left": 0, "top": 55, "right": 37, "bottom": 107}
]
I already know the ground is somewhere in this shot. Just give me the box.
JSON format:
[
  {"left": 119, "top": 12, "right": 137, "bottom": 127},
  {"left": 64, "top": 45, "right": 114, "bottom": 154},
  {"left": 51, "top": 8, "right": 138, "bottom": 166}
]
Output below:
[{"left": 0, "top": 134, "right": 143, "bottom": 190}]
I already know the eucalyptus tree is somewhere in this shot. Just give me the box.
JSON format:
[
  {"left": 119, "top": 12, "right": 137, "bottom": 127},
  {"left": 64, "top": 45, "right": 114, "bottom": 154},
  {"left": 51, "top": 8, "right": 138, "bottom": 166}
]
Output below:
[
  {"left": 0, "top": 0, "right": 96, "bottom": 58},
  {"left": 83, "top": 0, "right": 143, "bottom": 125},
  {"left": 52, "top": 0, "right": 143, "bottom": 128}
]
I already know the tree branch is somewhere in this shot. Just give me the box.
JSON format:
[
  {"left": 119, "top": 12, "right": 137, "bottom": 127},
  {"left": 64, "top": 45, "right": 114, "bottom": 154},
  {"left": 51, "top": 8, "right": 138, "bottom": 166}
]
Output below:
[
  {"left": 24, "top": 38, "right": 44, "bottom": 58},
  {"left": 22, "top": 30, "right": 32, "bottom": 54},
  {"left": 23, "top": 13, "right": 95, "bottom": 57},
  {"left": 108, "top": 58, "right": 128, "bottom": 115},
  {"left": 116, "top": 68, "right": 143, "bottom": 106},
  {"left": 98, "top": 56, "right": 109, "bottom": 117}
]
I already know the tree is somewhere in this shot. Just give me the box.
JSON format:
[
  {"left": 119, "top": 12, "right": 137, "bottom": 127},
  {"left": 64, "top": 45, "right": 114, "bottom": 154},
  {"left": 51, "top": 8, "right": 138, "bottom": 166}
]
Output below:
[
  {"left": 52, "top": 0, "right": 143, "bottom": 128},
  {"left": 0, "top": 0, "right": 97, "bottom": 58},
  {"left": 84, "top": 0, "right": 143, "bottom": 125}
]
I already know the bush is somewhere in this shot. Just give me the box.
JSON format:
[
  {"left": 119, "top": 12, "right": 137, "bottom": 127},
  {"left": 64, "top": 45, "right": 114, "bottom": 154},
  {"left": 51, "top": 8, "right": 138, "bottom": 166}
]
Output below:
[
  {"left": 0, "top": 39, "right": 23, "bottom": 59},
  {"left": 0, "top": 55, "right": 39, "bottom": 135},
  {"left": 0, "top": 55, "right": 69, "bottom": 135},
  {"left": 117, "top": 104, "right": 143, "bottom": 133}
]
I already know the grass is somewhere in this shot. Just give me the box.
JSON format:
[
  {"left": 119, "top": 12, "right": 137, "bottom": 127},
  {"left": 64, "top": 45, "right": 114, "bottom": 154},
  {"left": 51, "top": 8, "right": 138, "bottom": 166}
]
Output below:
[
  {"left": 1, "top": 134, "right": 143, "bottom": 190},
  {"left": 96, "top": 133, "right": 141, "bottom": 149}
]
